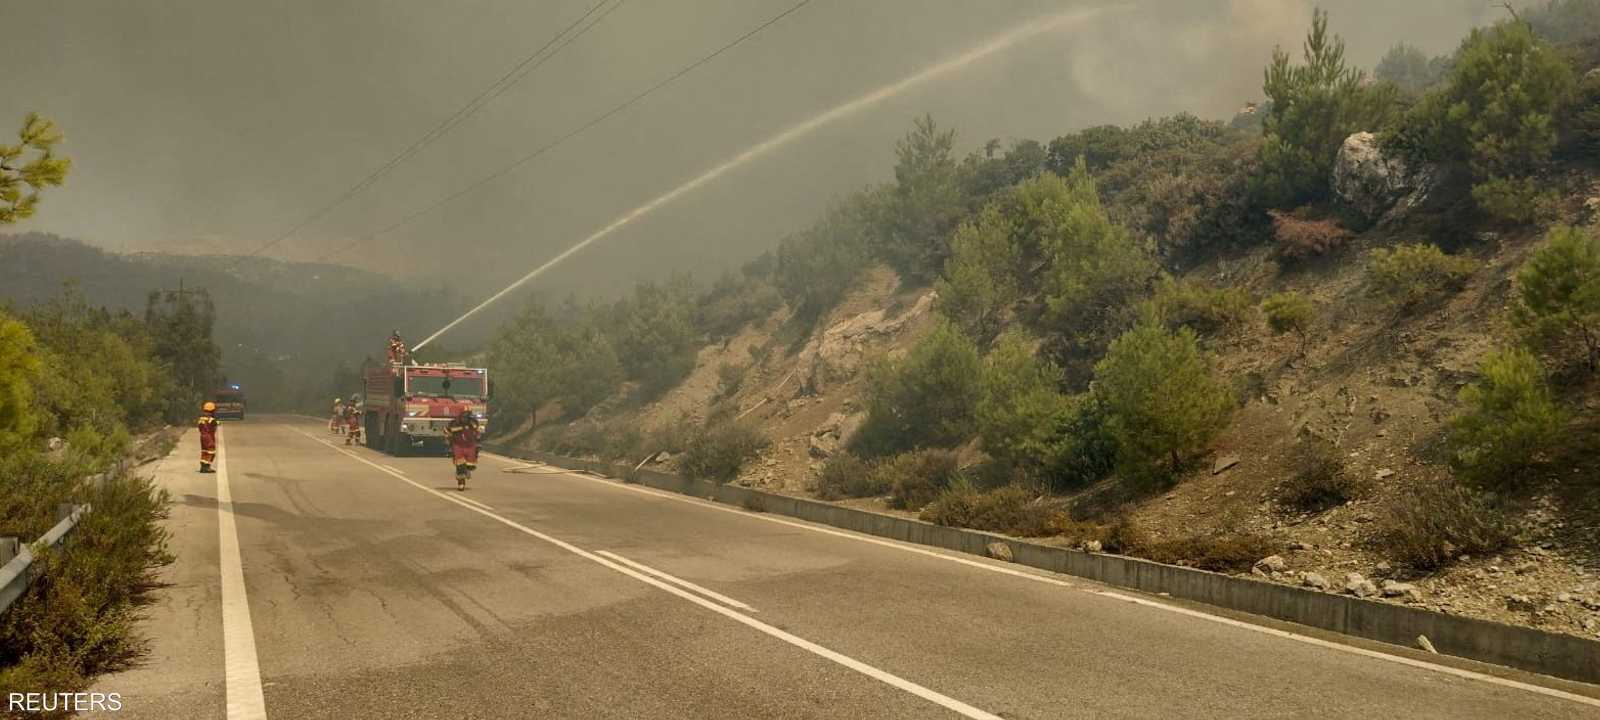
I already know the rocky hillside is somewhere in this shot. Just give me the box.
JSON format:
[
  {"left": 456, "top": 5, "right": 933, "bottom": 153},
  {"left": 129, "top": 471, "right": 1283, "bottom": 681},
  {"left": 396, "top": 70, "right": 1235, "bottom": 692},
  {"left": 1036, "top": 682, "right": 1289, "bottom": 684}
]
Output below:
[{"left": 496, "top": 8, "right": 1600, "bottom": 640}]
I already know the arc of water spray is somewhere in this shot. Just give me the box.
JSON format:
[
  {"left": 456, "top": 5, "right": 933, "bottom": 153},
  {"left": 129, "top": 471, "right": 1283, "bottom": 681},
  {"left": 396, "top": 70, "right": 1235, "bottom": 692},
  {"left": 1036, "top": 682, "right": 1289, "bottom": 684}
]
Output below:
[{"left": 413, "top": 5, "right": 1112, "bottom": 352}]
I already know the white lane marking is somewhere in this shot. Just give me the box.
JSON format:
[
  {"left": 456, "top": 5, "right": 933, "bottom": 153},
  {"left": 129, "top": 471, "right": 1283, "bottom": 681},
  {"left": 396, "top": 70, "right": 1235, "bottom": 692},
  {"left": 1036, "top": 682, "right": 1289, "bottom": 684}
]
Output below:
[
  {"left": 595, "top": 550, "right": 757, "bottom": 612},
  {"left": 480, "top": 453, "right": 1600, "bottom": 709},
  {"left": 215, "top": 432, "right": 268, "bottom": 719},
  {"left": 454, "top": 494, "right": 496, "bottom": 512},
  {"left": 290, "top": 428, "right": 1000, "bottom": 720},
  {"left": 382, "top": 465, "right": 406, "bottom": 475}
]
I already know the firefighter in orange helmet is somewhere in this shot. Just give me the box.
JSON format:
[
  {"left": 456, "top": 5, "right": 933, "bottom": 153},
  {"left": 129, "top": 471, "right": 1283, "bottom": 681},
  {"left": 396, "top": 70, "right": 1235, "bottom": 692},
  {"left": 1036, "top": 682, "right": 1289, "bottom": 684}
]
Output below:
[{"left": 198, "top": 401, "right": 219, "bottom": 473}]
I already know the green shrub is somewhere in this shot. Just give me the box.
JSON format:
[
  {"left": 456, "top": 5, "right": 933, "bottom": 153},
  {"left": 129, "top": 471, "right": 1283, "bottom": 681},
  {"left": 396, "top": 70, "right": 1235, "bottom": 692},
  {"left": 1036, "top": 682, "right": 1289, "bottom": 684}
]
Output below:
[
  {"left": 1512, "top": 225, "right": 1600, "bottom": 371},
  {"left": 872, "top": 115, "right": 965, "bottom": 285},
  {"left": 1269, "top": 210, "right": 1352, "bottom": 259},
  {"left": 920, "top": 481, "right": 1059, "bottom": 537},
  {"left": 1261, "top": 291, "right": 1315, "bottom": 338},
  {"left": 0, "top": 467, "right": 172, "bottom": 696},
  {"left": 1470, "top": 175, "right": 1550, "bottom": 224},
  {"left": 0, "top": 309, "right": 42, "bottom": 446},
  {"left": 695, "top": 273, "right": 781, "bottom": 341},
  {"left": 1093, "top": 323, "right": 1234, "bottom": 482},
  {"left": 1043, "top": 395, "right": 1119, "bottom": 489},
  {"left": 1147, "top": 277, "right": 1253, "bottom": 336},
  {"left": 851, "top": 319, "right": 982, "bottom": 457},
  {"left": 1449, "top": 348, "right": 1566, "bottom": 488},
  {"left": 1379, "top": 476, "right": 1515, "bottom": 570},
  {"left": 1388, "top": 19, "right": 1573, "bottom": 213},
  {"left": 936, "top": 204, "right": 1023, "bottom": 344},
  {"left": 1036, "top": 163, "right": 1157, "bottom": 382},
  {"left": 678, "top": 422, "right": 768, "bottom": 483},
  {"left": 876, "top": 448, "right": 962, "bottom": 510},
  {"left": 976, "top": 332, "right": 1071, "bottom": 474},
  {"left": 1375, "top": 42, "right": 1446, "bottom": 95},
  {"left": 1569, "top": 70, "right": 1600, "bottom": 159},
  {"left": 1366, "top": 243, "right": 1475, "bottom": 308},
  {"left": 1279, "top": 437, "right": 1355, "bottom": 511},
  {"left": 814, "top": 452, "right": 883, "bottom": 500},
  {"left": 774, "top": 194, "right": 873, "bottom": 321}
]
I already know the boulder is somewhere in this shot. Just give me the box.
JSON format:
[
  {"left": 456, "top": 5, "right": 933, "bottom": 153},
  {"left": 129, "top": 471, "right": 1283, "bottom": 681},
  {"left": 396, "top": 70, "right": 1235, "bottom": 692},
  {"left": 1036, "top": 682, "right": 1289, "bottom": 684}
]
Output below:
[
  {"left": 1256, "top": 555, "right": 1287, "bottom": 573},
  {"left": 1344, "top": 573, "right": 1378, "bottom": 598},
  {"left": 1331, "top": 132, "right": 1434, "bottom": 224},
  {"left": 1303, "top": 572, "right": 1330, "bottom": 591},
  {"left": 1211, "top": 454, "right": 1241, "bottom": 475},
  {"left": 1084, "top": 540, "right": 1103, "bottom": 554},
  {"left": 807, "top": 433, "right": 840, "bottom": 460},
  {"left": 1381, "top": 580, "right": 1422, "bottom": 602},
  {"left": 986, "top": 542, "right": 1014, "bottom": 563}
]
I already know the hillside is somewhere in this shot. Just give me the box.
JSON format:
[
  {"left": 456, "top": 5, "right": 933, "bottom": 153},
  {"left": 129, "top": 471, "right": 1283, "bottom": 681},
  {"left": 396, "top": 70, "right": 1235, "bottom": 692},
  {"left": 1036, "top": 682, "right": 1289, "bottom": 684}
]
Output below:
[
  {"left": 492, "top": 6, "right": 1600, "bottom": 640},
  {"left": 0, "top": 233, "right": 471, "bottom": 410}
]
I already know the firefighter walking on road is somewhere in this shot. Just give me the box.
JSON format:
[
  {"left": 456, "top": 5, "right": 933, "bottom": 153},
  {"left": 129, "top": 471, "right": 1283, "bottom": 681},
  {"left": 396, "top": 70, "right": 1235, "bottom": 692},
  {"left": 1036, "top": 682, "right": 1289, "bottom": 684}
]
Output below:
[
  {"left": 330, "top": 397, "right": 344, "bottom": 434},
  {"left": 198, "top": 401, "right": 219, "bottom": 473},
  {"left": 345, "top": 402, "right": 363, "bottom": 446},
  {"left": 445, "top": 408, "right": 480, "bottom": 491}
]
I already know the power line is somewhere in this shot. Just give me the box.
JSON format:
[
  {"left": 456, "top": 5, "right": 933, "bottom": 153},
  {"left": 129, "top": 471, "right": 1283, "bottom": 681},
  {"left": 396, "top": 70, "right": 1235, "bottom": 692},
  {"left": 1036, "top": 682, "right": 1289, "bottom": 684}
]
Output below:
[
  {"left": 232, "top": 0, "right": 621, "bottom": 267},
  {"left": 315, "top": 0, "right": 813, "bottom": 264}
]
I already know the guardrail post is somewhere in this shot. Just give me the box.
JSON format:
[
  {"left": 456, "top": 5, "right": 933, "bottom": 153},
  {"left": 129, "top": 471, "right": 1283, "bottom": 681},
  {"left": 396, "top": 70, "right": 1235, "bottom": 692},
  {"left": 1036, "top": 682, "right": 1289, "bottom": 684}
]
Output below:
[{"left": 0, "top": 538, "right": 17, "bottom": 566}]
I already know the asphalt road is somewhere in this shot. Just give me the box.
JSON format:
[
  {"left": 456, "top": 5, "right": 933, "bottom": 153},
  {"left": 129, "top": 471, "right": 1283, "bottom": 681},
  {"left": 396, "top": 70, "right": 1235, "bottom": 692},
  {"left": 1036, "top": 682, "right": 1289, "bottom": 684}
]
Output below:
[{"left": 82, "top": 416, "right": 1600, "bottom": 719}]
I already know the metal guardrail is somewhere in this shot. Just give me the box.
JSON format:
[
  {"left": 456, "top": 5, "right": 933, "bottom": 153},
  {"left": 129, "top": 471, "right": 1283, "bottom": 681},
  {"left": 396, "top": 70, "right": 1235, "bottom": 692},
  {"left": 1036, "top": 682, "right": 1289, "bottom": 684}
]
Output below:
[{"left": 0, "top": 502, "right": 92, "bottom": 617}]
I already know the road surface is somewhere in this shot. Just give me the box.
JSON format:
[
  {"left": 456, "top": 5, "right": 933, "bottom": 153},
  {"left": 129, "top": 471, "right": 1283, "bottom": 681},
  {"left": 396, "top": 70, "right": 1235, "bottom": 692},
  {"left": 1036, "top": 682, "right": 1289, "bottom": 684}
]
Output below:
[{"left": 85, "top": 416, "right": 1600, "bottom": 719}]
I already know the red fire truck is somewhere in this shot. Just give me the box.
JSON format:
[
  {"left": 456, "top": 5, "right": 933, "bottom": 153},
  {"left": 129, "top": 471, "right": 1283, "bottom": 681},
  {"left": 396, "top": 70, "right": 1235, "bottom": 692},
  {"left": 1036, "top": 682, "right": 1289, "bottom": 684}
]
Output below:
[{"left": 362, "top": 361, "right": 488, "bottom": 455}]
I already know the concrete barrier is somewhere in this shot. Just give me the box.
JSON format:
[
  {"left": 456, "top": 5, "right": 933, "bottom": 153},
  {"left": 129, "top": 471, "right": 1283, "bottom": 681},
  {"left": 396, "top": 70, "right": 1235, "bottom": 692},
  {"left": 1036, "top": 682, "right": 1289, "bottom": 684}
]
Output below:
[{"left": 484, "top": 443, "right": 1600, "bottom": 686}]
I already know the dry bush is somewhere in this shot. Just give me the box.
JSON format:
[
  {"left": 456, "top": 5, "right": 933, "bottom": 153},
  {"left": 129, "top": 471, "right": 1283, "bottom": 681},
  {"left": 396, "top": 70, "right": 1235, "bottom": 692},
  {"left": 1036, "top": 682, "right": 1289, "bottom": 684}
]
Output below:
[
  {"left": 1378, "top": 476, "right": 1516, "bottom": 570},
  {"left": 1132, "top": 532, "right": 1278, "bottom": 573},
  {"left": 878, "top": 449, "right": 962, "bottom": 510},
  {"left": 814, "top": 453, "right": 884, "bottom": 500},
  {"left": 920, "top": 481, "right": 1059, "bottom": 537},
  {"left": 1278, "top": 437, "right": 1356, "bottom": 511},
  {"left": 678, "top": 422, "right": 768, "bottom": 483},
  {"left": 1269, "top": 209, "right": 1352, "bottom": 259}
]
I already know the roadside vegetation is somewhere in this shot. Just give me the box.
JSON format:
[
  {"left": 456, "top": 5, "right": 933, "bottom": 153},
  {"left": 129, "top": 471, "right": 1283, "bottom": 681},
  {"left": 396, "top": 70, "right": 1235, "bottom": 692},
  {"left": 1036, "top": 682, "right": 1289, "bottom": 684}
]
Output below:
[{"left": 1, "top": 113, "right": 206, "bottom": 707}]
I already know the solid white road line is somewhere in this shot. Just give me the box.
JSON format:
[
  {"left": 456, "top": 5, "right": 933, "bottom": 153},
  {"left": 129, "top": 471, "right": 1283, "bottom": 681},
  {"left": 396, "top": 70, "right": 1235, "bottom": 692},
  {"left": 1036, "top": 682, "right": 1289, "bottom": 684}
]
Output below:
[
  {"left": 291, "top": 427, "right": 1001, "bottom": 720},
  {"left": 215, "top": 432, "right": 268, "bottom": 720},
  {"left": 454, "top": 494, "right": 496, "bottom": 512},
  {"left": 595, "top": 550, "right": 757, "bottom": 612},
  {"left": 480, "top": 452, "right": 1600, "bottom": 710}
]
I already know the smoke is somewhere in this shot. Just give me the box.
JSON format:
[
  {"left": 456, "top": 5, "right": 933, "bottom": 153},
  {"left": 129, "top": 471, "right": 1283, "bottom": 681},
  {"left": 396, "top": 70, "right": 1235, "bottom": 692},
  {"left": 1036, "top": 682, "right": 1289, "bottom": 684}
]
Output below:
[{"left": 2, "top": 0, "right": 1502, "bottom": 306}]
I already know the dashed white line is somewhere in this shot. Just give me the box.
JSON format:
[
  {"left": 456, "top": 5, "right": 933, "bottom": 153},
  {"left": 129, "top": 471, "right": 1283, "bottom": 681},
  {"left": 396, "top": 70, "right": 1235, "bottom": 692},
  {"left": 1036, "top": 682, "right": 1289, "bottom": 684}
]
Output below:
[
  {"left": 291, "top": 427, "right": 1002, "bottom": 720},
  {"left": 595, "top": 550, "right": 757, "bottom": 612},
  {"left": 480, "top": 452, "right": 1600, "bottom": 711},
  {"left": 214, "top": 432, "right": 268, "bottom": 720}
]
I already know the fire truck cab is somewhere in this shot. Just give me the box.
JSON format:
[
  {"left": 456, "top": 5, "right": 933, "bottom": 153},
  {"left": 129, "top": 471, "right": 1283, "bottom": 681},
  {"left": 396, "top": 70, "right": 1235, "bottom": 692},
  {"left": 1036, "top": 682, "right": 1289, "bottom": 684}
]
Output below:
[{"left": 362, "top": 362, "right": 488, "bottom": 455}]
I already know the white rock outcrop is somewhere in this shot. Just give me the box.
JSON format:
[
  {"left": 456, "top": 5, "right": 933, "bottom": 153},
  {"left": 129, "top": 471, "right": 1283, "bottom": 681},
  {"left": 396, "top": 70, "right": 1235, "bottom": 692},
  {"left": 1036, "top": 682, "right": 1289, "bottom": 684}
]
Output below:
[{"left": 1331, "top": 132, "right": 1434, "bottom": 224}]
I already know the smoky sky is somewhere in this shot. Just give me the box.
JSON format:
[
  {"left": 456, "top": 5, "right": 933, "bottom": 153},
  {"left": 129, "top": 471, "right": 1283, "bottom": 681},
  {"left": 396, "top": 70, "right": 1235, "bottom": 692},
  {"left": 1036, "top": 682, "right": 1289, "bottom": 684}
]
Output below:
[{"left": 4, "top": 0, "right": 1502, "bottom": 303}]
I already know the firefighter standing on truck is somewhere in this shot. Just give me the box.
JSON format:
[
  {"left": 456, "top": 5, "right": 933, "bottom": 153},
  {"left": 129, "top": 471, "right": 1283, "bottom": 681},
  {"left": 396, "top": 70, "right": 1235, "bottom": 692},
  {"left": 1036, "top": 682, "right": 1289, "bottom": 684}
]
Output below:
[
  {"left": 198, "top": 402, "right": 219, "bottom": 473},
  {"left": 445, "top": 408, "right": 480, "bottom": 491}
]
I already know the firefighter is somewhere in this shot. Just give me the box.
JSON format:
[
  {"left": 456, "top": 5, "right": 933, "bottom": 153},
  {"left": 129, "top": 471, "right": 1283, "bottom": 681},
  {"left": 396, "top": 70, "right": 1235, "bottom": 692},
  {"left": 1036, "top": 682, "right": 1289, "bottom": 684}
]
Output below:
[
  {"left": 445, "top": 408, "right": 480, "bottom": 491},
  {"left": 387, "top": 331, "right": 408, "bottom": 365},
  {"left": 330, "top": 397, "right": 344, "bottom": 434},
  {"left": 345, "top": 402, "right": 362, "bottom": 446},
  {"left": 198, "top": 401, "right": 219, "bottom": 473}
]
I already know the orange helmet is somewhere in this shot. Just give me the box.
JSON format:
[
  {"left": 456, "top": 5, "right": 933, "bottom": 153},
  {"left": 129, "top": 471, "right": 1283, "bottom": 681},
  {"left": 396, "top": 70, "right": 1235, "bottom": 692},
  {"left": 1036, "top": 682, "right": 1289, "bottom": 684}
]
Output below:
[{"left": 202, "top": 401, "right": 217, "bottom": 412}]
